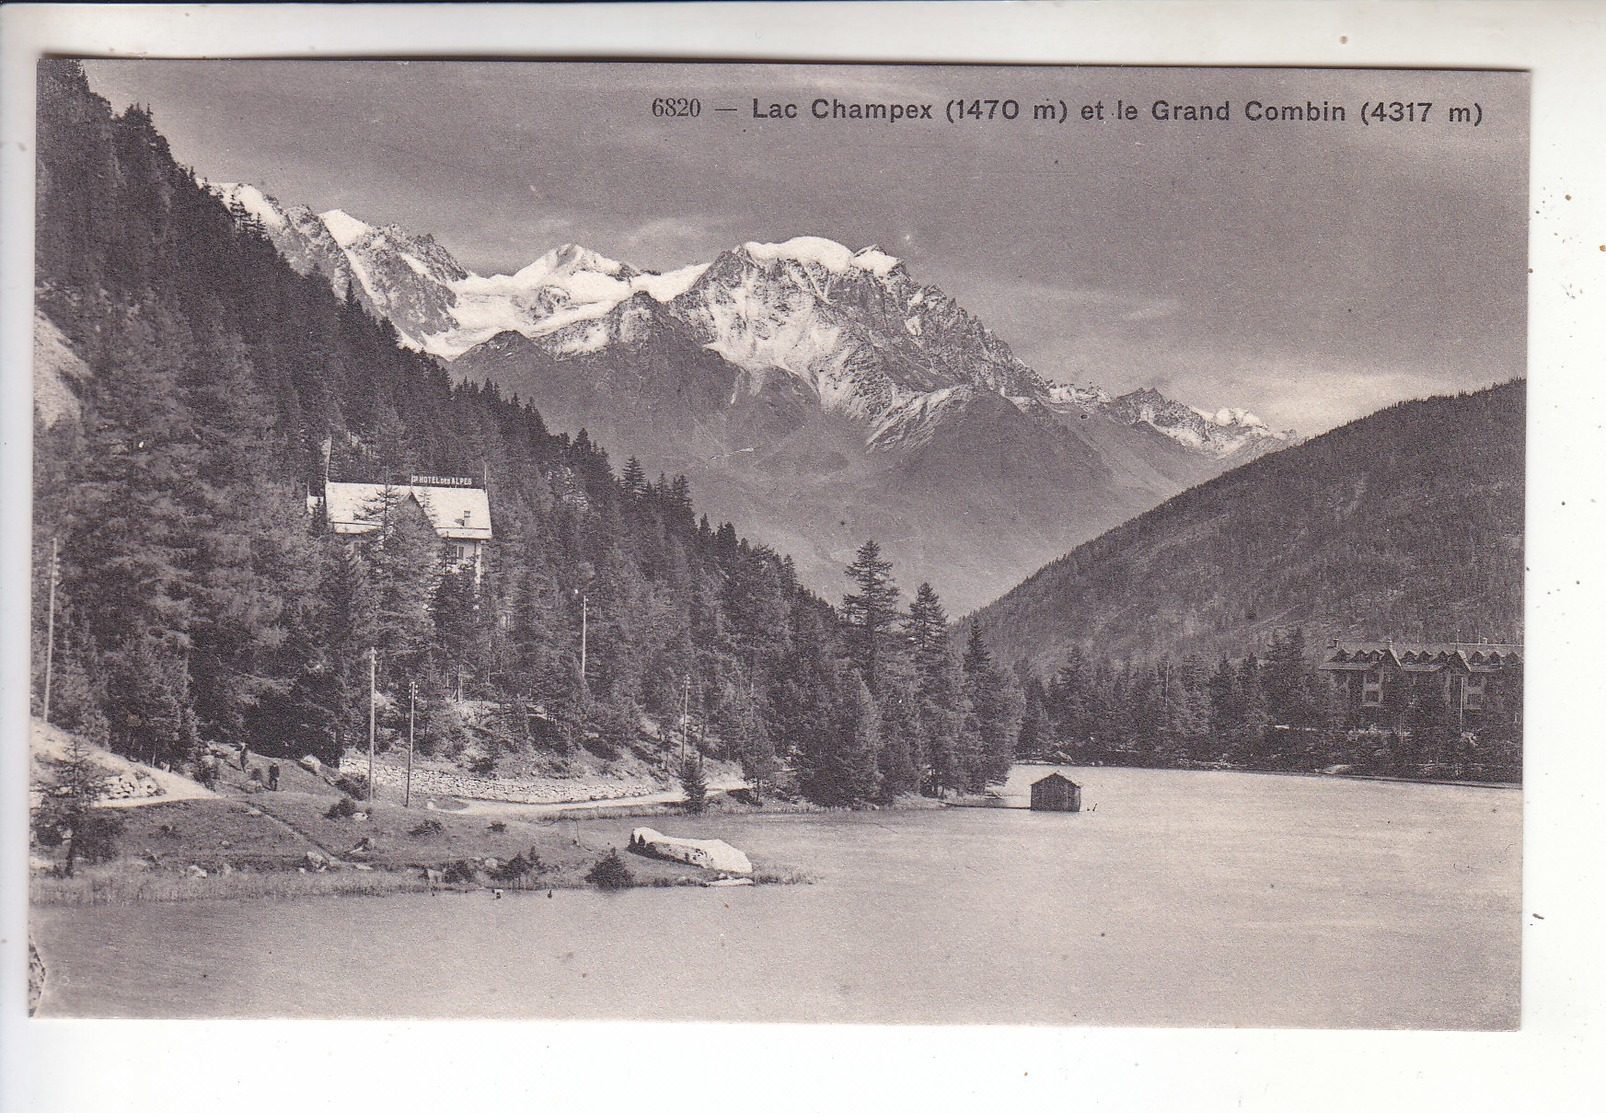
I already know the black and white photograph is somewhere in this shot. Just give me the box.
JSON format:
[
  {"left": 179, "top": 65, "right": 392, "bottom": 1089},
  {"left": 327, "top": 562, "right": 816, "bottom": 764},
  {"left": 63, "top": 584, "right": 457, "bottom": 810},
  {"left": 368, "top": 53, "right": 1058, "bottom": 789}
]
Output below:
[
  {"left": 23, "top": 53, "right": 1529, "bottom": 1025},
  {"left": 5, "top": 3, "right": 1603, "bottom": 1110}
]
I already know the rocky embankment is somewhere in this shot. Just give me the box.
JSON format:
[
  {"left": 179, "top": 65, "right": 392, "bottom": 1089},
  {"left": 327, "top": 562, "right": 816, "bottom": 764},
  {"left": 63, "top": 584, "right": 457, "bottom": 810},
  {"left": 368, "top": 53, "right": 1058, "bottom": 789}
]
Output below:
[{"left": 335, "top": 757, "right": 660, "bottom": 806}]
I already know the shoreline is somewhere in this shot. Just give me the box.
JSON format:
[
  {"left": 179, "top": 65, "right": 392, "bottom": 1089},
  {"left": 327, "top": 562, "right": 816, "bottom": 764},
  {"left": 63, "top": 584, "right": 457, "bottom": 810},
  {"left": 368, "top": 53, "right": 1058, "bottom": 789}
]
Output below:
[
  {"left": 29, "top": 792, "right": 820, "bottom": 908},
  {"left": 1019, "top": 759, "right": 1520, "bottom": 791},
  {"left": 31, "top": 764, "right": 1517, "bottom": 910}
]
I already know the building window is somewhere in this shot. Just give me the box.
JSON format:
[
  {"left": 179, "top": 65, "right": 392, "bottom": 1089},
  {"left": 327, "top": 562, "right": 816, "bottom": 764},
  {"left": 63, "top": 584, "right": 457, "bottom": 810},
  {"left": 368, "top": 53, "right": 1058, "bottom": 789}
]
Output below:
[{"left": 1362, "top": 667, "right": 1383, "bottom": 706}]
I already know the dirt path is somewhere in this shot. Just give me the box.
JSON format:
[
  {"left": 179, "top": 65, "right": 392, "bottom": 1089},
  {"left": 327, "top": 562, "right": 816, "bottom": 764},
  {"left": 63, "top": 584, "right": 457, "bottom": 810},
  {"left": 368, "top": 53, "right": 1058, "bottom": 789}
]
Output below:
[
  {"left": 443, "top": 777, "right": 748, "bottom": 820},
  {"left": 31, "top": 718, "right": 219, "bottom": 807},
  {"left": 242, "top": 794, "right": 349, "bottom": 861}
]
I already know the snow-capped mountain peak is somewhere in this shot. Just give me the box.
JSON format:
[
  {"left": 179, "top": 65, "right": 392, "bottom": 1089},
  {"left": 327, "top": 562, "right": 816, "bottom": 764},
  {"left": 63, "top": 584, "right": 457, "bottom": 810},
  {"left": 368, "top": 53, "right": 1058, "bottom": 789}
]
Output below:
[
  {"left": 1198, "top": 405, "right": 1265, "bottom": 429},
  {"left": 1041, "top": 381, "right": 1291, "bottom": 458},
  {"left": 1091, "top": 387, "right": 1294, "bottom": 459},
  {"left": 212, "top": 182, "right": 287, "bottom": 230},
  {"left": 514, "top": 243, "right": 632, "bottom": 283},
  {"left": 318, "top": 208, "right": 374, "bottom": 248},
  {"left": 209, "top": 179, "right": 1294, "bottom": 461},
  {"left": 1046, "top": 382, "right": 1114, "bottom": 408},
  {"left": 737, "top": 236, "right": 902, "bottom": 278}
]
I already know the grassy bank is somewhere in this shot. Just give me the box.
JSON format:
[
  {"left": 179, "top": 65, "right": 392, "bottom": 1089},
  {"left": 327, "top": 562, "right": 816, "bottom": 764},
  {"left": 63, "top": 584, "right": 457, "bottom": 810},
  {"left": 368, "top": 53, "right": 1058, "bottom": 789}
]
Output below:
[
  {"left": 31, "top": 865, "right": 429, "bottom": 906},
  {"left": 31, "top": 784, "right": 812, "bottom": 905}
]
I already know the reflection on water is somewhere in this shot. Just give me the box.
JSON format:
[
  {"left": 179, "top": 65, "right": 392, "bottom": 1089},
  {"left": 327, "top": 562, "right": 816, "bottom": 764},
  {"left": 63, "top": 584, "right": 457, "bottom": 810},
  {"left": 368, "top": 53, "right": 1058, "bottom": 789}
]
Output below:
[{"left": 32, "top": 766, "right": 1520, "bottom": 1027}]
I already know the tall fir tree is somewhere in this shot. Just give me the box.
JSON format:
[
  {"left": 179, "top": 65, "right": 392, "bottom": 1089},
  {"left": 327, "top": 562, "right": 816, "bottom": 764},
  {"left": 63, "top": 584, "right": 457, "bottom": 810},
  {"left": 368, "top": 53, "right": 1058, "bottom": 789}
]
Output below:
[{"left": 841, "top": 540, "right": 901, "bottom": 693}]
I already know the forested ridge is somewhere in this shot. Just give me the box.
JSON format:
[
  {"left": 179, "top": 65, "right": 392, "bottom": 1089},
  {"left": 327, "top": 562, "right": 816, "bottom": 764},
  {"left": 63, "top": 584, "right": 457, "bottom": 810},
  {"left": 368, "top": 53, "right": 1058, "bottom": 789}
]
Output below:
[
  {"left": 966, "top": 380, "right": 1525, "bottom": 781},
  {"left": 972, "top": 381, "right": 1525, "bottom": 674},
  {"left": 30, "top": 60, "right": 1023, "bottom": 805}
]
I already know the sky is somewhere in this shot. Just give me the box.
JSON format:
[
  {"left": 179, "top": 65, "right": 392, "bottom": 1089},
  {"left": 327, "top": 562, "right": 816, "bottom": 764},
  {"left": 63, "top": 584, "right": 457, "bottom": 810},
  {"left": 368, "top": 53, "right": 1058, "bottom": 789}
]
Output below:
[{"left": 80, "top": 60, "right": 1529, "bottom": 434}]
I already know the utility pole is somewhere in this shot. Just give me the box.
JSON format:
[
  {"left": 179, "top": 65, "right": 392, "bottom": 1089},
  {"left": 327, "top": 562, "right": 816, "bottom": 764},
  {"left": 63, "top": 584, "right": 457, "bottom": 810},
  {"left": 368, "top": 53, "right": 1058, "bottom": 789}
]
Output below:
[
  {"left": 680, "top": 673, "right": 691, "bottom": 766},
  {"left": 367, "top": 646, "right": 377, "bottom": 802},
  {"left": 406, "top": 679, "right": 417, "bottom": 808},
  {"left": 43, "top": 537, "right": 59, "bottom": 723}
]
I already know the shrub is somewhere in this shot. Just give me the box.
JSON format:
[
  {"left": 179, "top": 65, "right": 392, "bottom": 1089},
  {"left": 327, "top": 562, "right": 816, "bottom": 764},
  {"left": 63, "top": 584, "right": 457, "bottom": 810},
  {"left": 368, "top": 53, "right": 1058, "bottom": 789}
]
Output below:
[
  {"left": 487, "top": 820, "right": 507, "bottom": 833},
  {"left": 325, "top": 797, "right": 358, "bottom": 820},
  {"left": 192, "top": 757, "right": 218, "bottom": 789},
  {"left": 333, "top": 774, "right": 369, "bottom": 800},
  {"left": 409, "top": 818, "right": 444, "bottom": 838},
  {"left": 441, "top": 859, "right": 478, "bottom": 884},
  {"left": 31, "top": 814, "right": 66, "bottom": 848},
  {"left": 585, "top": 848, "right": 635, "bottom": 891},
  {"left": 490, "top": 847, "right": 546, "bottom": 883}
]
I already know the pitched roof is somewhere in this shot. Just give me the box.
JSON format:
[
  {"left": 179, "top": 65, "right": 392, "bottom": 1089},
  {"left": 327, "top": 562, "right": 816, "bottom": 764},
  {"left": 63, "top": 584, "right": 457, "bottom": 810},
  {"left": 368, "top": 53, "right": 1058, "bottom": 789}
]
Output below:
[
  {"left": 1032, "top": 771, "right": 1080, "bottom": 788},
  {"left": 322, "top": 482, "right": 493, "bottom": 540},
  {"left": 1321, "top": 642, "right": 1522, "bottom": 670}
]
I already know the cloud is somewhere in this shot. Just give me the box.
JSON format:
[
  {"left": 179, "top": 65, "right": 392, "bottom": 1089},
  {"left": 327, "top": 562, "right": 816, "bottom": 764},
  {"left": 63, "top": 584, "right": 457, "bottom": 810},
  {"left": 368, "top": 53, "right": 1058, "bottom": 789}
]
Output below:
[{"left": 613, "top": 217, "right": 718, "bottom": 265}]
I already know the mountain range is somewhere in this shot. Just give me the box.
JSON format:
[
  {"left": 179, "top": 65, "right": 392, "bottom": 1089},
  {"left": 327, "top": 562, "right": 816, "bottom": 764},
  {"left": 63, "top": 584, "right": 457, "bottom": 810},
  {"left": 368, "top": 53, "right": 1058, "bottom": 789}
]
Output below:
[
  {"left": 214, "top": 183, "right": 1296, "bottom": 611},
  {"left": 967, "top": 379, "right": 1525, "bottom": 675}
]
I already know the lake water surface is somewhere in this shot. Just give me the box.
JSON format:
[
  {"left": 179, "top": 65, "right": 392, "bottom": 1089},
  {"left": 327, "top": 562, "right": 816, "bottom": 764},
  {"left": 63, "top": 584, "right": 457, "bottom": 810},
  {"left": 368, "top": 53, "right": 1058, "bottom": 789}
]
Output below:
[{"left": 32, "top": 766, "right": 1520, "bottom": 1027}]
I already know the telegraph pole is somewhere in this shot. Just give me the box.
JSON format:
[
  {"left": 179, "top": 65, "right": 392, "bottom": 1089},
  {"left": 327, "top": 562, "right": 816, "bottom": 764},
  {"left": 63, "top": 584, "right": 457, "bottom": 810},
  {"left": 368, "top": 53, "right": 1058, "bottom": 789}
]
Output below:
[
  {"left": 367, "top": 647, "right": 377, "bottom": 802},
  {"left": 579, "top": 592, "right": 588, "bottom": 690},
  {"left": 680, "top": 673, "right": 691, "bottom": 766},
  {"left": 43, "top": 537, "right": 59, "bottom": 723},
  {"left": 406, "top": 679, "right": 417, "bottom": 808}
]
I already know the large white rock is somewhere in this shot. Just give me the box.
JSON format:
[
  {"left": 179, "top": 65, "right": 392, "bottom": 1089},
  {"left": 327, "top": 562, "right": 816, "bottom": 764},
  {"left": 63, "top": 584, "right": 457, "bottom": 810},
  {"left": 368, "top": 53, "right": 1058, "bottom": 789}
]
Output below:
[{"left": 629, "top": 827, "right": 752, "bottom": 875}]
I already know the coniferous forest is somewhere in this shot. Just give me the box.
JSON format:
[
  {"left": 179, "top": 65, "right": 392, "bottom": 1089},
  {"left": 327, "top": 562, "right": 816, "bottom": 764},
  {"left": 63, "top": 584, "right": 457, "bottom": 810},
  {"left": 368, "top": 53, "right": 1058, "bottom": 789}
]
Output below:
[
  {"left": 1012, "top": 625, "right": 1522, "bottom": 782},
  {"left": 30, "top": 60, "right": 1024, "bottom": 806}
]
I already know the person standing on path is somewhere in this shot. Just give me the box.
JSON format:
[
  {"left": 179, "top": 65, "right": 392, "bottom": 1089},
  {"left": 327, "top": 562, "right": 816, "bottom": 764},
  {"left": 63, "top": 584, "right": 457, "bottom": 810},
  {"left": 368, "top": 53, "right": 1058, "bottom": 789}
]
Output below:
[
  {"left": 268, "top": 762, "right": 280, "bottom": 792},
  {"left": 238, "top": 743, "right": 249, "bottom": 772}
]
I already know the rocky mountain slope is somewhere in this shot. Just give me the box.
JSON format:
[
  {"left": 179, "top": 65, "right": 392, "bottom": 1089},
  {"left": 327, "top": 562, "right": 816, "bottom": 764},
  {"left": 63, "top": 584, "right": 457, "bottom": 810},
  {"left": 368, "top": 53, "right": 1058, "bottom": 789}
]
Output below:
[
  {"left": 214, "top": 185, "right": 1296, "bottom": 610},
  {"left": 966, "top": 380, "right": 1525, "bottom": 674}
]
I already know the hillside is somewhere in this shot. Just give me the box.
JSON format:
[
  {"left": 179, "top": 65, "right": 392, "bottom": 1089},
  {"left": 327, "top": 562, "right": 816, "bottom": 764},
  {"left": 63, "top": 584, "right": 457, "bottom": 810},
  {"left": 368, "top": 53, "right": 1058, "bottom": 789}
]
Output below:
[
  {"left": 970, "top": 381, "right": 1525, "bottom": 676},
  {"left": 31, "top": 59, "right": 1023, "bottom": 813},
  {"left": 213, "top": 185, "right": 1294, "bottom": 611},
  {"left": 32, "top": 61, "right": 831, "bottom": 793}
]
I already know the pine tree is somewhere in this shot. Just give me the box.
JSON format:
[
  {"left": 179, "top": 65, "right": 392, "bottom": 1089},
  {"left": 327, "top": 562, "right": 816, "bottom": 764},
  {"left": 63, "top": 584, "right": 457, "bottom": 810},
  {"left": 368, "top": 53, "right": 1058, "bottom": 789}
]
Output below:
[
  {"left": 961, "top": 622, "right": 1018, "bottom": 788},
  {"left": 837, "top": 674, "right": 884, "bottom": 805},
  {"left": 720, "top": 691, "right": 782, "bottom": 798},
  {"left": 842, "top": 540, "right": 901, "bottom": 692},
  {"left": 1016, "top": 682, "right": 1054, "bottom": 760},
  {"left": 905, "top": 582, "right": 950, "bottom": 696},
  {"left": 362, "top": 485, "right": 441, "bottom": 675},
  {"left": 678, "top": 752, "right": 708, "bottom": 814},
  {"left": 1261, "top": 627, "right": 1312, "bottom": 728},
  {"left": 1049, "top": 647, "right": 1093, "bottom": 747},
  {"left": 923, "top": 658, "right": 969, "bottom": 795},
  {"left": 1236, "top": 655, "right": 1271, "bottom": 759},
  {"left": 962, "top": 619, "right": 992, "bottom": 678},
  {"left": 32, "top": 733, "right": 125, "bottom": 877},
  {"left": 621, "top": 456, "right": 648, "bottom": 501},
  {"left": 1207, "top": 654, "right": 1241, "bottom": 759},
  {"left": 872, "top": 656, "right": 922, "bottom": 801}
]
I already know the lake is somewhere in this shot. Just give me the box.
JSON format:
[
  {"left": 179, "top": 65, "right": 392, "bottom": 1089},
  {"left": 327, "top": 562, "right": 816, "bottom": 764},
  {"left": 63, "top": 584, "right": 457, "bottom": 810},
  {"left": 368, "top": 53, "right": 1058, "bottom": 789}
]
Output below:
[{"left": 31, "top": 765, "right": 1520, "bottom": 1027}]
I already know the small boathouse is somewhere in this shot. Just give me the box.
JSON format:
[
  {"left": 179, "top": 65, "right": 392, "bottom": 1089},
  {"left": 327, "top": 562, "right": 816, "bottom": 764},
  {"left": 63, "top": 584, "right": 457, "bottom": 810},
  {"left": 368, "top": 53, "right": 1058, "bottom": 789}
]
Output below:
[{"left": 1029, "top": 772, "right": 1081, "bottom": 812}]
